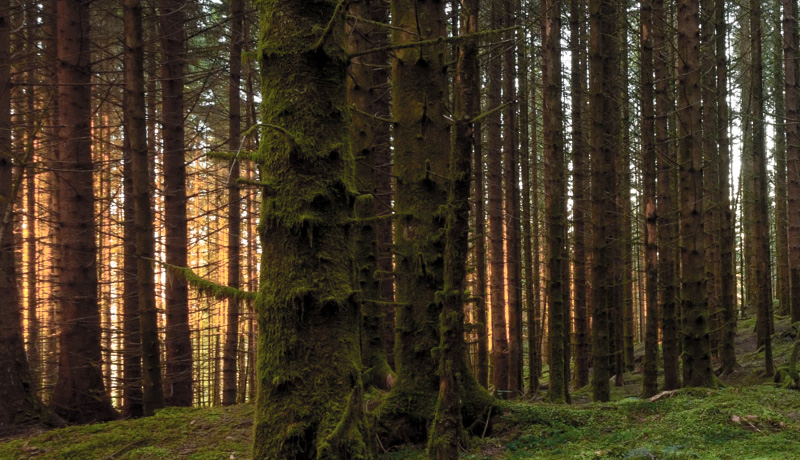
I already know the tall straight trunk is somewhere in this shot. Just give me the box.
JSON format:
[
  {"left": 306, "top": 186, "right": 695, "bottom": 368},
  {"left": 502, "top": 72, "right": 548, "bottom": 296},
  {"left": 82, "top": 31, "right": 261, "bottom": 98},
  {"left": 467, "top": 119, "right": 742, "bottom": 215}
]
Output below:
[
  {"left": 126, "top": 0, "right": 163, "bottom": 416},
  {"left": 529, "top": 61, "right": 542, "bottom": 391},
  {"left": 543, "top": 0, "right": 568, "bottom": 403},
  {"left": 25, "top": 42, "right": 39, "bottom": 389},
  {"left": 474, "top": 102, "right": 488, "bottom": 389},
  {"left": 785, "top": 0, "right": 800, "bottom": 325},
  {"left": 571, "top": 0, "right": 590, "bottom": 390},
  {"left": 51, "top": 0, "right": 117, "bottom": 423},
  {"left": 749, "top": 0, "right": 774, "bottom": 375},
  {"left": 655, "top": 0, "right": 680, "bottom": 389},
  {"left": 122, "top": 138, "right": 143, "bottom": 417},
  {"left": 347, "top": 0, "right": 393, "bottom": 391},
  {"left": 717, "top": 0, "right": 736, "bottom": 373},
  {"left": 520, "top": 26, "right": 536, "bottom": 394},
  {"left": 641, "top": 0, "right": 659, "bottom": 398},
  {"left": 488, "top": 0, "right": 509, "bottom": 397},
  {"left": 160, "top": 0, "right": 192, "bottom": 407},
  {"left": 428, "top": 0, "right": 480, "bottom": 453},
  {"left": 504, "top": 0, "right": 523, "bottom": 397},
  {"left": 774, "top": 8, "right": 790, "bottom": 319},
  {"left": 677, "top": 0, "right": 715, "bottom": 387},
  {"left": 222, "top": 0, "right": 243, "bottom": 407},
  {"left": 380, "top": 0, "right": 491, "bottom": 443},
  {"left": 0, "top": 0, "right": 57, "bottom": 430},
  {"left": 620, "top": 27, "right": 635, "bottom": 375},
  {"left": 590, "top": 0, "right": 620, "bottom": 402}
]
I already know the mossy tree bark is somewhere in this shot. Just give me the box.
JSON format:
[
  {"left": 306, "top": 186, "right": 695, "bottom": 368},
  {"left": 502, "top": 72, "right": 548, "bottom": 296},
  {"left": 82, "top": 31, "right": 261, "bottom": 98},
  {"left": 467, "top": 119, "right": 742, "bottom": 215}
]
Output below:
[
  {"left": 677, "top": 0, "right": 715, "bottom": 388},
  {"left": 589, "top": 0, "right": 620, "bottom": 402},
  {"left": 427, "top": 1, "right": 480, "bottom": 455},
  {"left": 223, "top": 0, "right": 243, "bottom": 407},
  {"left": 51, "top": 0, "right": 118, "bottom": 424},
  {"left": 380, "top": 0, "right": 492, "bottom": 443},
  {"left": 347, "top": 0, "right": 394, "bottom": 391},
  {"left": 641, "top": 0, "right": 659, "bottom": 398},
  {"left": 748, "top": 0, "right": 774, "bottom": 376},
  {"left": 717, "top": 0, "right": 737, "bottom": 374},
  {"left": 544, "top": 0, "right": 568, "bottom": 403},
  {"left": 125, "top": 0, "right": 163, "bottom": 416},
  {"left": 571, "top": 0, "right": 590, "bottom": 391},
  {"left": 252, "top": 1, "right": 371, "bottom": 458},
  {"left": 784, "top": 0, "right": 800, "bottom": 326},
  {"left": 654, "top": 0, "right": 680, "bottom": 390},
  {"left": 160, "top": 0, "right": 193, "bottom": 407},
  {"left": 0, "top": 0, "right": 59, "bottom": 431}
]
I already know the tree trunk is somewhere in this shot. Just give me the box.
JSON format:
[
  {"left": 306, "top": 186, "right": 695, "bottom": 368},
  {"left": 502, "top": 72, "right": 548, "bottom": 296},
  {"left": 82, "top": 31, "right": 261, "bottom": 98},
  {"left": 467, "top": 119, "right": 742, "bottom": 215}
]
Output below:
[
  {"left": 51, "top": 0, "right": 118, "bottom": 423},
  {"left": 0, "top": 0, "right": 59, "bottom": 431},
  {"left": 571, "top": 0, "right": 590, "bottom": 391},
  {"left": 488, "top": 0, "right": 509, "bottom": 398},
  {"left": 590, "top": 0, "right": 620, "bottom": 402},
  {"left": 749, "top": 0, "right": 775, "bottom": 375},
  {"left": 677, "top": 0, "right": 715, "bottom": 388},
  {"left": 529, "top": 58, "right": 542, "bottom": 392},
  {"left": 641, "top": 0, "right": 659, "bottom": 398},
  {"left": 784, "top": 0, "right": 800, "bottom": 326},
  {"left": 223, "top": 0, "right": 243, "bottom": 407},
  {"left": 654, "top": 0, "right": 680, "bottom": 390},
  {"left": 347, "top": 0, "right": 394, "bottom": 391},
  {"left": 544, "top": 0, "right": 568, "bottom": 403},
  {"left": 252, "top": 2, "right": 371, "bottom": 457},
  {"left": 428, "top": 1, "right": 480, "bottom": 454},
  {"left": 160, "top": 0, "right": 192, "bottom": 407},
  {"left": 774, "top": 6, "right": 790, "bottom": 319}
]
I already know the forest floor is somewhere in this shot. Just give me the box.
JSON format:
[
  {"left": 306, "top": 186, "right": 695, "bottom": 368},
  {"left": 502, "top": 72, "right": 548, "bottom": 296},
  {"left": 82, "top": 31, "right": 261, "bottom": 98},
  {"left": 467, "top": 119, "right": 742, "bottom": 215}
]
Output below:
[{"left": 2, "top": 315, "right": 800, "bottom": 459}]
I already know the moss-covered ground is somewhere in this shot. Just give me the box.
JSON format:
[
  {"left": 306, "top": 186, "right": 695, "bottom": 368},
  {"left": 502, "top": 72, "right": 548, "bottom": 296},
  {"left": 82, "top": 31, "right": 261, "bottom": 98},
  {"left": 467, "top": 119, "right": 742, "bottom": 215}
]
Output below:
[{"left": 3, "top": 315, "right": 800, "bottom": 459}]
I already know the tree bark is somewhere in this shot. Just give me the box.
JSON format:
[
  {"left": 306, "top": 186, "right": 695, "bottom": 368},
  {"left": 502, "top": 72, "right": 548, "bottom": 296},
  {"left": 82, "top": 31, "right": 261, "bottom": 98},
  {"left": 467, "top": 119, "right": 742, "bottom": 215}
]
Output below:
[
  {"left": 784, "top": 0, "right": 800, "bottom": 326},
  {"left": 160, "top": 0, "right": 192, "bottom": 407},
  {"left": 51, "top": 0, "right": 118, "bottom": 423}
]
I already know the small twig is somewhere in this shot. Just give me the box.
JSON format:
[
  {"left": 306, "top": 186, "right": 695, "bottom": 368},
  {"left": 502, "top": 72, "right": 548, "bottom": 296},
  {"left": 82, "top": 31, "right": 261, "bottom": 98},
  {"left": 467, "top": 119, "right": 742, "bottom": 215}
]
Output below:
[
  {"left": 314, "top": 0, "right": 348, "bottom": 50},
  {"left": 481, "top": 405, "right": 493, "bottom": 438}
]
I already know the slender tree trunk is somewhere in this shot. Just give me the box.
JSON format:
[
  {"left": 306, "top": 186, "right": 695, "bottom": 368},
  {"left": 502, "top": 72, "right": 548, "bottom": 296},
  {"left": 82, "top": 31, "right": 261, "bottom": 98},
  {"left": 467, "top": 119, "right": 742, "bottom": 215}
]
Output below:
[
  {"left": 774, "top": 7, "right": 790, "bottom": 319},
  {"left": 222, "top": 0, "right": 243, "bottom": 407},
  {"left": 160, "top": 0, "right": 192, "bottom": 407},
  {"left": 474, "top": 103, "right": 489, "bottom": 389},
  {"left": 488, "top": 0, "right": 509, "bottom": 398},
  {"left": 749, "top": 0, "right": 774, "bottom": 375},
  {"left": 122, "top": 137, "right": 143, "bottom": 417},
  {"left": 717, "top": 0, "right": 737, "bottom": 373},
  {"left": 571, "top": 0, "right": 590, "bottom": 391},
  {"left": 785, "top": 0, "right": 800, "bottom": 326},
  {"left": 529, "top": 60, "right": 542, "bottom": 392},
  {"left": 641, "top": 0, "right": 659, "bottom": 398},
  {"left": 51, "top": 0, "right": 117, "bottom": 423},
  {"left": 590, "top": 0, "right": 620, "bottom": 402},
  {"left": 125, "top": 0, "right": 163, "bottom": 416},
  {"left": 655, "top": 0, "right": 680, "bottom": 390},
  {"left": 544, "top": 0, "right": 568, "bottom": 403}
]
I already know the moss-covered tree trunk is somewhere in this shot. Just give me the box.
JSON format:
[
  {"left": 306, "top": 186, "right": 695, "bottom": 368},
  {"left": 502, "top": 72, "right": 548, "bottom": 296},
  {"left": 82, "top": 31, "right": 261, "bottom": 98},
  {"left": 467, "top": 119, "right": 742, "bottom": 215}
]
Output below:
[
  {"left": 347, "top": 0, "right": 394, "bottom": 391},
  {"left": 252, "top": 1, "right": 370, "bottom": 458},
  {"left": 654, "top": 0, "right": 680, "bottom": 390},
  {"left": 590, "top": 0, "right": 620, "bottom": 403},
  {"left": 641, "top": 0, "right": 659, "bottom": 398},
  {"left": 544, "top": 0, "right": 568, "bottom": 404},
  {"left": 427, "top": 1, "right": 480, "bottom": 454}
]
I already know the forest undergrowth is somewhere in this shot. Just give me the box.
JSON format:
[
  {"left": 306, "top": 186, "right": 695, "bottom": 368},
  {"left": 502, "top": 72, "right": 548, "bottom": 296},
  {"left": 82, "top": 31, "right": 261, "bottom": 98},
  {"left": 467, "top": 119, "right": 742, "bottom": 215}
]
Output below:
[{"left": 2, "top": 315, "right": 800, "bottom": 460}]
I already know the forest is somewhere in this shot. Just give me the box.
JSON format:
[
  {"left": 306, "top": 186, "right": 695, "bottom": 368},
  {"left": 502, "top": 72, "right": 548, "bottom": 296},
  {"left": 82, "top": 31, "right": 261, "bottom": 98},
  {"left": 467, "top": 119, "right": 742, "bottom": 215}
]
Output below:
[{"left": 2, "top": 0, "right": 800, "bottom": 458}]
